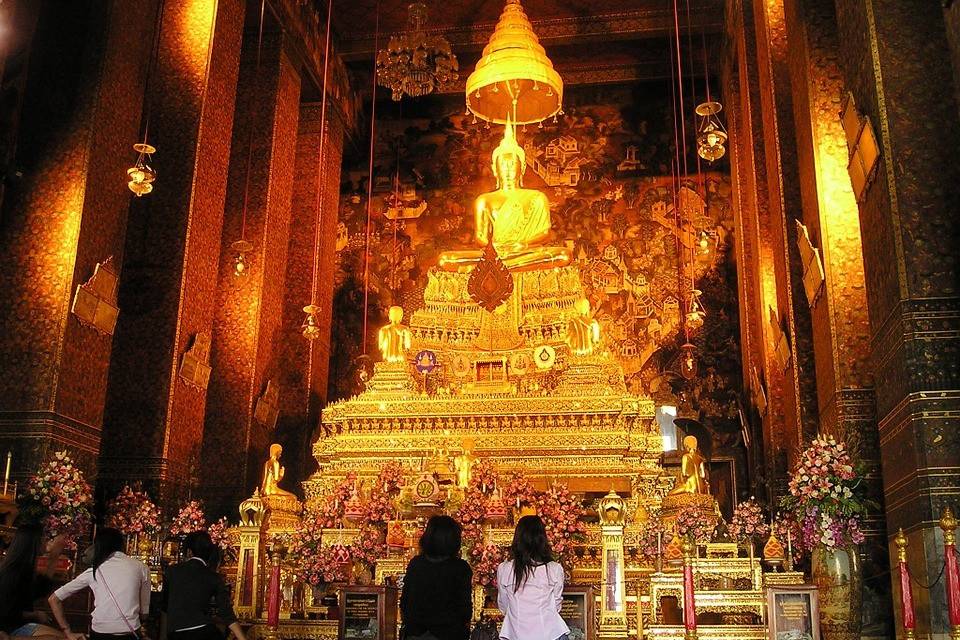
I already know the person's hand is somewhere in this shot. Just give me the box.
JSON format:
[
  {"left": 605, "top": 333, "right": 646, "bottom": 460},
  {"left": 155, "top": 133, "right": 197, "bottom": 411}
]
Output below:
[{"left": 65, "top": 631, "right": 86, "bottom": 640}]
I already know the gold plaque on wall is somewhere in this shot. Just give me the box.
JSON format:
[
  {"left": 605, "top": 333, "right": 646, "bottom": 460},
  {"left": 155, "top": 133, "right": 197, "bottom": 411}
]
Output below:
[
  {"left": 795, "top": 220, "right": 825, "bottom": 307},
  {"left": 179, "top": 333, "right": 212, "bottom": 391},
  {"left": 71, "top": 258, "right": 120, "bottom": 335}
]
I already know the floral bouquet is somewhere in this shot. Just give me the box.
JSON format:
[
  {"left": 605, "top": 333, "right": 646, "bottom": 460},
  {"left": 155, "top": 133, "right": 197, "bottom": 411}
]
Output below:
[
  {"left": 637, "top": 509, "right": 664, "bottom": 561},
  {"left": 170, "top": 500, "right": 206, "bottom": 537},
  {"left": 106, "top": 484, "right": 162, "bottom": 537},
  {"left": 207, "top": 516, "right": 231, "bottom": 550},
  {"left": 676, "top": 506, "right": 715, "bottom": 544},
  {"left": 353, "top": 525, "right": 387, "bottom": 567},
  {"left": 291, "top": 507, "right": 349, "bottom": 585},
  {"left": 469, "top": 542, "right": 504, "bottom": 587},
  {"left": 469, "top": 459, "right": 498, "bottom": 494},
  {"left": 24, "top": 451, "right": 93, "bottom": 548},
  {"left": 364, "top": 487, "right": 394, "bottom": 524},
  {"left": 780, "top": 435, "right": 870, "bottom": 552},
  {"left": 456, "top": 486, "right": 489, "bottom": 529},
  {"left": 502, "top": 471, "right": 537, "bottom": 512},
  {"left": 729, "top": 498, "right": 770, "bottom": 544},
  {"left": 376, "top": 462, "right": 406, "bottom": 496},
  {"left": 540, "top": 482, "right": 586, "bottom": 559}
]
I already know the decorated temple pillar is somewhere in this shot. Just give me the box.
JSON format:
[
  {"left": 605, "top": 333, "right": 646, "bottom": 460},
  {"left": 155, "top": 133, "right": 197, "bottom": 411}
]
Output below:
[
  {"left": 0, "top": 0, "right": 158, "bottom": 477},
  {"left": 831, "top": 0, "right": 960, "bottom": 634},
  {"left": 722, "top": 0, "right": 794, "bottom": 500},
  {"left": 599, "top": 491, "right": 628, "bottom": 640},
  {"left": 780, "top": 0, "right": 892, "bottom": 629},
  {"left": 274, "top": 102, "right": 345, "bottom": 491},
  {"left": 99, "top": 0, "right": 245, "bottom": 504},
  {"left": 749, "top": 0, "right": 821, "bottom": 455},
  {"left": 201, "top": 28, "right": 302, "bottom": 516}
]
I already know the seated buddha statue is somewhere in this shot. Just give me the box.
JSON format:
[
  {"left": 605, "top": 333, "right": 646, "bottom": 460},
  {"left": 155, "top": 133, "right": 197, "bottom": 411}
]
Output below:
[
  {"left": 668, "top": 435, "right": 710, "bottom": 495},
  {"left": 438, "top": 122, "right": 570, "bottom": 274},
  {"left": 566, "top": 298, "right": 601, "bottom": 356}
]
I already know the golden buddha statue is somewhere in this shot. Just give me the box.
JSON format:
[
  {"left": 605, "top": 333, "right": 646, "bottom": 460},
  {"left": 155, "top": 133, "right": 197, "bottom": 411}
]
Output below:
[
  {"left": 454, "top": 438, "right": 477, "bottom": 489},
  {"left": 437, "top": 122, "right": 570, "bottom": 273},
  {"left": 566, "top": 298, "right": 601, "bottom": 355},
  {"left": 668, "top": 435, "right": 710, "bottom": 495},
  {"left": 261, "top": 443, "right": 297, "bottom": 498},
  {"left": 377, "top": 306, "right": 411, "bottom": 363}
]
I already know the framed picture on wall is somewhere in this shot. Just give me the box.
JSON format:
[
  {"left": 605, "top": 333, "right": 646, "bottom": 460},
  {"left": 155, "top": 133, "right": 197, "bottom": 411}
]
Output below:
[{"left": 766, "top": 585, "right": 820, "bottom": 640}]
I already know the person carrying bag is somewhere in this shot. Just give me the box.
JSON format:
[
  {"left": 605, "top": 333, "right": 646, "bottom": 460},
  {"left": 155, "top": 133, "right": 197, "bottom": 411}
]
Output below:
[{"left": 49, "top": 529, "right": 151, "bottom": 640}]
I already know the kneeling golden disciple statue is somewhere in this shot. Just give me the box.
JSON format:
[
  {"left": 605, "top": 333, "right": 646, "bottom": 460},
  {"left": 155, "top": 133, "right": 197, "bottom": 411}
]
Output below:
[
  {"left": 437, "top": 122, "right": 570, "bottom": 274},
  {"left": 262, "top": 443, "right": 297, "bottom": 498},
  {"left": 669, "top": 435, "right": 710, "bottom": 495}
]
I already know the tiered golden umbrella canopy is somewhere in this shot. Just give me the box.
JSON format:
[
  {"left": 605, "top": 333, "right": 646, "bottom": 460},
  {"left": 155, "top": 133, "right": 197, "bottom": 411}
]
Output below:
[{"left": 465, "top": 0, "right": 563, "bottom": 125}]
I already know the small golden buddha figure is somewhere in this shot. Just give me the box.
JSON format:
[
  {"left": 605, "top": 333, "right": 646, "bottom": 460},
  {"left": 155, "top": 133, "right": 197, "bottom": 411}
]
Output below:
[
  {"left": 454, "top": 438, "right": 477, "bottom": 489},
  {"left": 377, "top": 306, "right": 411, "bottom": 363},
  {"left": 438, "top": 122, "right": 570, "bottom": 273},
  {"left": 261, "top": 443, "right": 297, "bottom": 498},
  {"left": 668, "top": 435, "right": 710, "bottom": 495},
  {"left": 566, "top": 298, "right": 601, "bottom": 356}
]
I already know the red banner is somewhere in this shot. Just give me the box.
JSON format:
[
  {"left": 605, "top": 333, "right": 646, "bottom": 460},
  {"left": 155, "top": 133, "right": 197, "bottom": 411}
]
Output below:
[
  {"left": 946, "top": 543, "right": 960, "bottom": 627},
  {"left": 898, "top": 560, "right": 914, "bottom": 630},
  {"left": 683, "top": 562, "right": 697, "bottom": 631},
  {"left": 266, "top": 561, "right": 281, "bottom": 627}
]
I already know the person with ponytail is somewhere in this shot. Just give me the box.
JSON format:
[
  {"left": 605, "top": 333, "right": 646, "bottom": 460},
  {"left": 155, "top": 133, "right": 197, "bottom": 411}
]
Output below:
[
  {"left": 49, "top": 528, "right": 150, "bottom": 640},
  {"left": 496, "top": 516, "right": 569, "bottom": 640}
]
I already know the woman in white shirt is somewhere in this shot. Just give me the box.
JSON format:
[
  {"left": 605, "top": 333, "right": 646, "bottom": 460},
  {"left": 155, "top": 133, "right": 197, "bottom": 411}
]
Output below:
[
  {"left": 49, "top": 528, "right": 151, "bottom": 640},
  {"left": 496, "top": 516, "right": 569, "bottom": 640}
]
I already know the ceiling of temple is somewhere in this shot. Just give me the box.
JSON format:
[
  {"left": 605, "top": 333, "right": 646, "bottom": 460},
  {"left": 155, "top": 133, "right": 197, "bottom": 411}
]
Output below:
[{"left": 331, "top": 0, "right": 725, "bottom": 59}]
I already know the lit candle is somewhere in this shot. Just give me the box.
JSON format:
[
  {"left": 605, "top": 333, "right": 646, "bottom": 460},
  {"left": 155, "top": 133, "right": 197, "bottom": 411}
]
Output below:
[
  {"left": 3, "top": 451, "right": 10, "bottom": 496},
  {"left": 657, "top": 531, "right": 663, "bottom": 557}
]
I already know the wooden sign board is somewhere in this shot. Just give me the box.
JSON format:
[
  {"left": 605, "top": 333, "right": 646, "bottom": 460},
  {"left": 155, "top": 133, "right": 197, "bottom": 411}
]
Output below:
[
  {"left": 561, "top": 585, "right": 596, "bottom": 640},
  {"left": 766, "top": 585, "right": 820, "bottom": 640},
  {"left": 340, "top": 585, "right": 398, "bottom": 640}
]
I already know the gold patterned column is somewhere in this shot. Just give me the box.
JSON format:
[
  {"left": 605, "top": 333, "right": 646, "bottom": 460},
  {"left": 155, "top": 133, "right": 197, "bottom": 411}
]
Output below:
[
  {"left": 99, "top": 0, "right": 245, "bottom": 504},
  {"left": 599, "top": 490, "right": 628, "bottom": 640},
  {"left": 203, "top": 28, "right": 302, "bottom": 515},
  {"left": 0, "top": 0, "right": 159, "bottom": 478}
]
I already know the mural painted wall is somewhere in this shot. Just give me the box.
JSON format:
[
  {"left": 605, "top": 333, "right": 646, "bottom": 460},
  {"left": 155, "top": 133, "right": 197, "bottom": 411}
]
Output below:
[{"left": 330, "top": 83, "right": 744, "bottom": 477}]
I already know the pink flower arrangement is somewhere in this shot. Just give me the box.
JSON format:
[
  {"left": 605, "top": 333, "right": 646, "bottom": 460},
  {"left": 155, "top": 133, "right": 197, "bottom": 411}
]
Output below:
[
  {"left": 291, "top": 506, "right": 350, "bottom": 586},
  {"left": 539, "top": 482, "right": 586, "bottom": 559},
  {"left": 502, "top": 471, "right": 536, "bottom": 512},
  {"left": 469, "top": 459, "right": 498, "bottom": 494},
  {"left": 637, "top": 510, "right": 664, "bottom": 561},
  {"left": 364, "top": 487, "right": 394, "bottom": 524},
  {"left": 207, "top": 516, "right": 231, "bottom": 550},
  {"left": 456, "top": 486, "right": 489, "bottom": 529},
  {"left": 469, "top": 542, "right": 504, "bottom": 587},
  {"left": 377, "top": 462, "right": 406, "bottom": 496},
  {"left": 26, "top": 451, "right": 93, "bottom": 548},
  {"left": 169, "top": 500, "right": 206, "bottom": 537},
  {"left": 729, "top": 498, "right": 770, "bottom": 543},
  {"left": 353, "top": 524, "right": 387, "bottom": 567},
  {"left": 780, "top": 436, "right": 871, "bottom": 552},
  {"left": 676, "top": 506, "right": 714, "bottom": 544},
  {"left": 106, "top": 485, "right": 161, "bottom": 537}
]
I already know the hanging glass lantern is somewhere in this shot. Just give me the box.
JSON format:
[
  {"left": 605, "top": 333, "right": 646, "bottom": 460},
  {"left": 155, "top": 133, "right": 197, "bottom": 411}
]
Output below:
[
  {"left": 679, "top": 342, "right": 698, "bottom": 379},
  {"left": 231, "top": 239, "right": 253, "bottom": 277},
  {"left": 695, "top": 101, "right": 728, "bottom": 162},
  {"left": 685, "top": 289, "right": 706, "bottom": 332},
  {"left": 376, "top": 3, "right": 459, "bottom": 101},
  {"left": 127, "top": 143, "right": 157, "bottom": 196},
  {"left": 301, "top": 304, "right": 322, "bottom": 340}
]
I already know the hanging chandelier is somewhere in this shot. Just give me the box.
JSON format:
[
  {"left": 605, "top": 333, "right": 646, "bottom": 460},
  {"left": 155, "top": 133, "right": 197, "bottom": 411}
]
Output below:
[
  {"left": 376, "top": 3, "right": 459, "bottom": 101},
  {"left": 465, "top": 0, "right": 563, "bottom": 125},
  {"left": 127, "top": 143, "right": 157, "bottom": 197},
  {"left": 685, "top": 289, "right": 706, "bottom": 331},
  {"left": 695, "top": 101, "right": 728, "bottom": 162}
]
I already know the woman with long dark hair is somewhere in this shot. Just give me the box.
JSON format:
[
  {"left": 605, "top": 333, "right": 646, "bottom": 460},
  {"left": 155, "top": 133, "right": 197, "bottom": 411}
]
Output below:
[
  {"left": 160, "top": 531, "right": 246, "bottom": 640},
  {"left": 0, "top": 524, "right": 67, "bottom": 638},
  {"left": 49, "top": 528, "right": 150, "bottom": 640},
  {"left": 496, "top": 516, "right": 568, "bottom": 640},
  {"left": 399, "top": 515, "right": 472, "bottom": 640}
]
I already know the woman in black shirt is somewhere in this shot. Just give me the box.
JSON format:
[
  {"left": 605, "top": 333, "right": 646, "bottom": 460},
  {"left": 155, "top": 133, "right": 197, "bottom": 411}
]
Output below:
[
  {"left": 160, "top": 532, "right": 245, "bottom": 640},
  {"left": 399, "top": 515, "right": 472, "bottom": 640}
]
